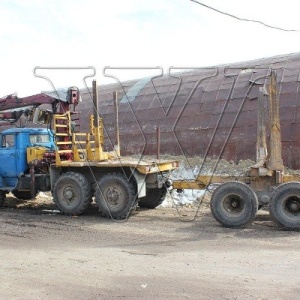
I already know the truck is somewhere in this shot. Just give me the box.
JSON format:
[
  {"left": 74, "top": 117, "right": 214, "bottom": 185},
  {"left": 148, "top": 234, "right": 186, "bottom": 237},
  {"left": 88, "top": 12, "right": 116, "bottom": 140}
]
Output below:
[{"left": 0, "top": 81, "right": 178, "bottom": 219}]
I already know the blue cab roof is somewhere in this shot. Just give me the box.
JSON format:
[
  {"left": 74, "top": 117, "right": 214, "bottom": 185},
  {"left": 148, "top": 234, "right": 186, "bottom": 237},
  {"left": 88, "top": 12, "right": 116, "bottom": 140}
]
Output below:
[{"left": 1, "top": 128, "right": 52, "bottom": 135}]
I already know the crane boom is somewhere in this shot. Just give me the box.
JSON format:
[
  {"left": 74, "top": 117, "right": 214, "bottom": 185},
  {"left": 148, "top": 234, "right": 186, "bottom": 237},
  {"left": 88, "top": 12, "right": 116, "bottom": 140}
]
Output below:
[{"left": 0, "top": 88, "right": 79, "bottom": 126}]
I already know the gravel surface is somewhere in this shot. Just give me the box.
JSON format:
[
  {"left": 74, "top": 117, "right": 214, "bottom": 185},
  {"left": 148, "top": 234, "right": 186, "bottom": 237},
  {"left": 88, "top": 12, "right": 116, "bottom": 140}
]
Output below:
[{"left": 0, "top": 193, "right": 299, "bottom": 300}]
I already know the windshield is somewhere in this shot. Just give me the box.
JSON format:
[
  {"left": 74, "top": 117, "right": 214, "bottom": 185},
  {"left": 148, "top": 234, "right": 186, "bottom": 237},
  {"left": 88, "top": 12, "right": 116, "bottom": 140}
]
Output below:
[{"left": 29, "top": 134, "right": 50, "bottom": 144}]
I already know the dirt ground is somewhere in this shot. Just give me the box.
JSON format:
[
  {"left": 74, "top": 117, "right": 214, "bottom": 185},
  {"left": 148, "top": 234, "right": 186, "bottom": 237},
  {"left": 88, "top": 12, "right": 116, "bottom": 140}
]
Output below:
[{"left": 0, "top": 193, "right": 299, "bottom": 300}]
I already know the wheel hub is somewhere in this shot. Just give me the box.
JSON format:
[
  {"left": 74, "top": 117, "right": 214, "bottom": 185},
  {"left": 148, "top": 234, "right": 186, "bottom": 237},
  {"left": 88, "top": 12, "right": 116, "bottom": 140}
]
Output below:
[
  {"left": 230, "top": 200, "right": 240, "bottom": 208},
  {"left": 63, "top": 187, "right": 75, "bottom": 202},
  {"left": 286, "top": 197, "right": 300, "bottom": 214},
  {"left": 106, "top": 187, "right": 120, "bottom": 205},
  {"left": 223, "top": 195, "right": 244, "bottom": 215}
]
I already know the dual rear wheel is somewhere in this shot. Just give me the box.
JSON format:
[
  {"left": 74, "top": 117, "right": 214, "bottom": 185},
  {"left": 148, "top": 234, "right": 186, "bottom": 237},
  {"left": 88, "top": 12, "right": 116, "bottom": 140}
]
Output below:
[{"left": 211, "top": 181, "right": 300, "bottom": 230}]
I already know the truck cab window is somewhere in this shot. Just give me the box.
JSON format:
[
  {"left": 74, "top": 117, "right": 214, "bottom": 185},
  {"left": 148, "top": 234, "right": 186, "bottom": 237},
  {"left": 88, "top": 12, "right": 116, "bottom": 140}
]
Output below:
[
  {"left": 2, "top": 134, "right": 14, "bottom": 148},
  {"left": 29, "top": 134, "right": 50, "bottom": 143}
]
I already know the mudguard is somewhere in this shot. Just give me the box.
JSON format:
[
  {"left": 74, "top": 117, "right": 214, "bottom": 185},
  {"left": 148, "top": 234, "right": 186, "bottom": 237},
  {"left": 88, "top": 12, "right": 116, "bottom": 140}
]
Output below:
[{"left": 0, "top": 175, "right": 4, "bottom": 188}]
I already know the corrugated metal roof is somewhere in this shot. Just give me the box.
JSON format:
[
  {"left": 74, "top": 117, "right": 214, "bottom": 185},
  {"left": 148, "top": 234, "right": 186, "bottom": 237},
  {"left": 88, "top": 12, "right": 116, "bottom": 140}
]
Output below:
[{"left": 77, "top": 52, "right": 300, "bottom": 169}]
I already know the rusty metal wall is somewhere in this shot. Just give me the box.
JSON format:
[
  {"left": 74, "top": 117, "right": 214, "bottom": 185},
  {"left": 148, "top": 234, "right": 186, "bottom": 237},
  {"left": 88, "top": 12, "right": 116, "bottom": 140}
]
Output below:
[{"left": 78, "top": 53, "right": 300, "bottom": 169}]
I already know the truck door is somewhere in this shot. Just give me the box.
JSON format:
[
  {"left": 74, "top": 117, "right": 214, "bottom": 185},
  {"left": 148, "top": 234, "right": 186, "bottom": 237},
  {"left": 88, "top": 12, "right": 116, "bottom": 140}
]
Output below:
[{"left": 0, "top": 134, "right": 18, "bottom": 178}]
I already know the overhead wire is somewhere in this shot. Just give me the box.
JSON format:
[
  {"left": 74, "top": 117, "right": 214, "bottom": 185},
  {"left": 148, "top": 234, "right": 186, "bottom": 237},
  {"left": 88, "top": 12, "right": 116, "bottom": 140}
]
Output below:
[{"left": 189, "top": 0, "right": 300, "bottom": 32}]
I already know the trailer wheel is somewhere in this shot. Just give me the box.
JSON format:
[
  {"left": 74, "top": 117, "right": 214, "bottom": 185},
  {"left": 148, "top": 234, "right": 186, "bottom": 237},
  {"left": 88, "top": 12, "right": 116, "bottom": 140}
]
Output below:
[
  {"left": 210, "top": 181, "right": 258, "bottom": 228},
  {"left": 12, "top": 190, "right": 37, "bottom": 200},
  {"left": 53, "top": 172, "right": 92, "bottom": 215},
  {"left": 0, "top": 191, "right": 6, "bottom": 206},
  {"left": 95, "top": 173, "right": 137, "bottom": 220},
  {"left": 270, "top": 182, "right": 300, "bottom": 230},
  {"left": 138, "top": 187, "right": 167, "bottom": 209}
]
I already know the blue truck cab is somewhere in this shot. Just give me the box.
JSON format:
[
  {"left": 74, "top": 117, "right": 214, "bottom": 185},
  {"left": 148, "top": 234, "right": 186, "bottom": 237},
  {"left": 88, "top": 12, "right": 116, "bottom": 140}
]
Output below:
[{"left": 0, "top": 128, "right": 55, "bottom": 198}]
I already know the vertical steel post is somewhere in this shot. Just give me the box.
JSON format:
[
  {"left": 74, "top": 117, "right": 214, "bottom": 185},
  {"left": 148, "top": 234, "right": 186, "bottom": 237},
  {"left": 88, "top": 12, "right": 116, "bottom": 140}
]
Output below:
[
  {"left": 256, "top": 86, "right": 268, "bottom": 165},
  {"left": 92, "top": 79, "right": 103, "bottom": 160},
  {"left": 267, "top": 71, "right": 284, "bottom": 171},
  {"left": 113, "top": 91, "right": 120, "bottom": 156},
  {"left": 92, "top": 80, "right": 99, "bottom": 127},
  {"left": 157, "top": 126, "right": 161, "bottom": 160}
]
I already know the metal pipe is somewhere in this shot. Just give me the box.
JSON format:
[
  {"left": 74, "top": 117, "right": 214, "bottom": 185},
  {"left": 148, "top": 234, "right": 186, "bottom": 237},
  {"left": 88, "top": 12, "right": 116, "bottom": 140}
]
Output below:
[
  {"left": 113, "top": 91, "right": 120, "bottom": 156},
  {"left": 256, "top": 86, "right": 268, "bottom": 166},
  {"left": 92, "top": 80, "right": 99, "bottom": 127},
  {"left": 156, "top": 126, "right": 161, "bottom": 160}
]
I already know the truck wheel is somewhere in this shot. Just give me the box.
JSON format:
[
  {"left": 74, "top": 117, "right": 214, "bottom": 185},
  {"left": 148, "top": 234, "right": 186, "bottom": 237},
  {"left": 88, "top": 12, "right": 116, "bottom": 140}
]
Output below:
[
  {"left": 95, "top": 173, "right": 137, "bottom": 220},
  {"left": 138, "top": 187, "right": 167, "bottom": 209},
  {"left": 12, "top": 190, "right": 37, "bottom": 200},
  {"left": 53, "top": 172, "right": 92, "bottom": 215},
  {"left": 210, "top": 181, "right": 258, "bottom": 228},
  {"left": 270, "top": 182, "right": 300, "bottom": 230},
  {"left": 0, "top": 191, "right": 6, "bottom": 206}
]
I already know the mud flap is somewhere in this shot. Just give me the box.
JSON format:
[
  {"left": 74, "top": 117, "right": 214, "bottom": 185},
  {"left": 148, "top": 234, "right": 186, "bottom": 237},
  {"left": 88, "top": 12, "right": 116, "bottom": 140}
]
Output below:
[
  {"left": 0, "top": 176, "right": 5, "bottom": 188},
  {"left": 131, "top": 169, "right": 146, "bottom": 198}
]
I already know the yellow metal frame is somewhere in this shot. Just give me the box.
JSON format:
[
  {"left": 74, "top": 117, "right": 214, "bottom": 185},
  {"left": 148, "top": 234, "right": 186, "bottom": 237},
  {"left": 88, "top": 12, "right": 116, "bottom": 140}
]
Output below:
[
  {"left": 172, "top": 173, "right": 300, "bottom": 191},
  {"left": 52, "top": 110, "right": 179, "bottom": 175},
  {"left": 53, "top": 112, "right": 117, "bottom": 166},
  {"left": 172, "top": 175, "right": 248, "bottom": 190}
]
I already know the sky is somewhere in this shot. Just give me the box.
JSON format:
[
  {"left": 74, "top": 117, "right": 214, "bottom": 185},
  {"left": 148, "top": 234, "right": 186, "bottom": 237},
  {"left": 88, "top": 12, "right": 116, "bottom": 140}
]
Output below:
[{"left": 1, "top": 0, "right": 300, "bottom": 97}]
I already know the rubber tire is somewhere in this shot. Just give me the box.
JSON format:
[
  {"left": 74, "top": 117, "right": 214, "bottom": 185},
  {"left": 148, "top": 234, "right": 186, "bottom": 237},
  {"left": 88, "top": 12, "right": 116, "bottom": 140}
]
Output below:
[
  {"left": 210, "top": 181, "right": 258, "bottom": 228},
  {"left": 12, "top": 190, "right": 37, "bottom": 200},
  {"left": 53, "top": 172, "right": 92, "bottom": 215},
  {"left": 270, "top": 182, "right": 300, "bottom": 230},
  {"left": 95, "top": 173, "right": 137, "bottom": 220},
  {"left": 138, "top": 187, "right": 167, "bottom": 209},
  {"left": 0, "top": 191, "right": 6, "bottom": 206}
]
